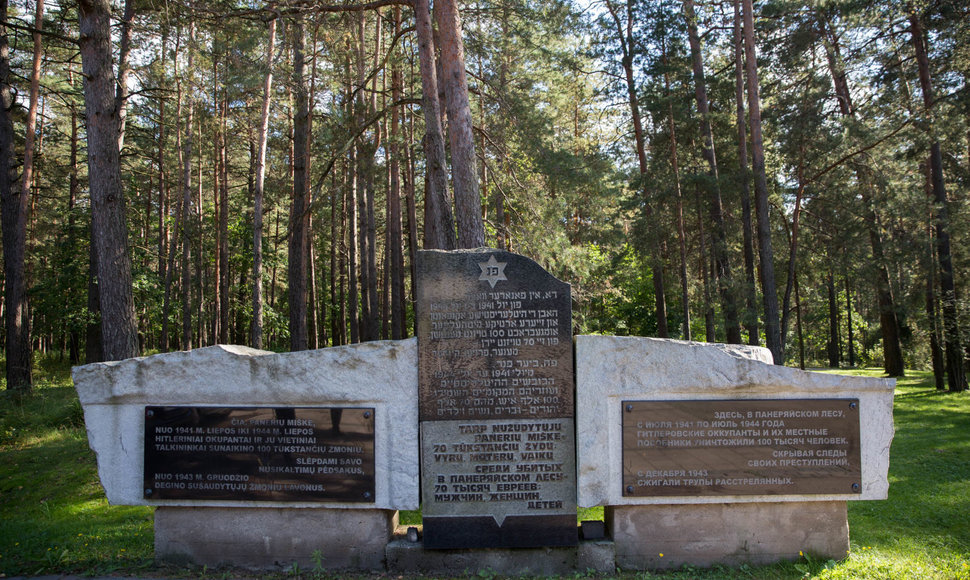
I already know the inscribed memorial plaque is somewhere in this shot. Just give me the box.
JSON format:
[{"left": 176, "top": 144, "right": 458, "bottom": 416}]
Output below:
[
  {"left": 622, "top": 399, "right": 861, "bottom": 497},
  {"left": 144, "top": 406, "right": 375, "bottom": 502},
  {"left": 417, "top": 249, "right": 576, "bottom": 549}
]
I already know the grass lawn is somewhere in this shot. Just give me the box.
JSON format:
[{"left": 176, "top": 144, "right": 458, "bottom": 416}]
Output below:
[{"left": 1, "top": 357, "right": 968, "bottom": 578}]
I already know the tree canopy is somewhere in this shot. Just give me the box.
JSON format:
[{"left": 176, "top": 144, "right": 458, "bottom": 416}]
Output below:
[{"left": 1, "top": 0, "right": 968, "bottom": 391}]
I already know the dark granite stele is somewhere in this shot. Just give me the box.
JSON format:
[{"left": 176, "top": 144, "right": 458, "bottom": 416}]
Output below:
[{"left": 416, "top": 249, "right": 577, "bottom": 549}]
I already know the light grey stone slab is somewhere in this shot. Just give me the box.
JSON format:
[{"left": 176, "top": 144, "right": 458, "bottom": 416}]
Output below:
[
  {"left": 155, "top": 506, "right": 396, "bottom": 570},
  {"left": 607, "top": 502, "right": 848, "bottom": 570},
  {"left": 73, "top": 340, "right": 418, "bottom": 510},
  {"left": 576, "top": 335, "right": 894, "bottom": 507}
]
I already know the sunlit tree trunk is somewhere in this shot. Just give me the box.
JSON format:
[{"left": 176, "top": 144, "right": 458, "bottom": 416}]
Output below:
[
  {"left": 413, "top": 0, "right": 455, "bottom": 249},
  {"left": 908, "top": 7, "right": 965, "bottom": 392},
  {"left": 684, "top": 0, "right": 740, "bottom": 344},
  {"left": 436, "top": 0, "right": 483, "bottom": 247},
  {"left": 605, "top": 0, "right": 668, "bottom": 337},
  {"left": 733, "top": 0, "right": 759, "bottom": 346},
  {"left": 742, "top": 0, "right": 781, "bottom": 363},
  {"left": 289, "top": 14, "right": 310, "bottom": 352},
  {"left": 252, "top": 16, "right": 276, "bottom": 350},
  {"left": 78, "top": 0, "right": 138, "bottom": 361}
]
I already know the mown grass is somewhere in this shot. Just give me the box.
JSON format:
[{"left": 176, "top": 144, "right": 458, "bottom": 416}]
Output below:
[{"left": 1, "top": 358, "right": 968, "bottom": 578}]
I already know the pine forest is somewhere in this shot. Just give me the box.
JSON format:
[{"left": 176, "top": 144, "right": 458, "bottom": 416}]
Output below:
[{"left": 1, "top": 0, "right": 968, "bottom": 392}]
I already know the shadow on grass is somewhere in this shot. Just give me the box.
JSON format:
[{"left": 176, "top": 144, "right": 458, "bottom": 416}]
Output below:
[{"left": 0, "top": 390, "right": 154, "bottom": 576}]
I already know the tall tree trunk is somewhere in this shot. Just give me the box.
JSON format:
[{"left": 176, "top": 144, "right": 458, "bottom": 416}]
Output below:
[
  {"left": 908, "top": 7, "right": 965, "bottom": 392},
  {"left": 742, "top": 0, "right": 781, "bottom": 363},
  {"left": 157, "top": 31, "right": 169, "bottom": 282},
  {"left": 389, "top": 6, "right": 406, "bottom": 340},
  {"left": 733, "top": 0, "right": 759, "bottom": 346},
  {"left": 780, "top": 178, "right": 804, "bottom": 355},
  {"left": 794, "top": 274, "right": 804, "bottom": 370},
  {"left": 252, "top": 16, "right": 276, "bottom": 350},
  {"left": 179, "top": 25, "right": 196, "bottom": 351},
  {"left": 78, "top": 0, "right": 138, "bottom": 361},
  {"left": 606, "top": 0, "right": 668, "bottom": 337},
  {"left": 827, "top": 272, "right": 840, "bottom": 368},
  {"left": 218, "top": 71, "right": 230, "bottom": 344},
  {"left": 85, "top": 240, "right": 103, "bottom": 362},
  {"left": 308, "top": 217, "right": 319, "bottom": 349},
  {"left": 845, "top": 275, "right": 855, "bottom": 367},
  {"left": 684, "top": 0, "right": 741, "bottom": 344},
  {"left": 413, "top": 0, "right": 455, "bottom": 249},
  {"left": 330, "top": 170, "right": 340, "bottom": 346},
  {"left": 289, "top": 14, "right": 309, "bottom": 352},
  {"left": 925, "top": 223, "right": 945, "bottom": 390},
  {"left": 663, "top": 56, "right": 690, "bottom": 341},
  {"left": 0, "top": 0, "right": 32, "bottom": 387},
  {"left": 116, "top": 0, "right": 133, "bottom": 151},
  {"left": 435, "top": 0, "right": 483, "bottom": 247},
  {"left": 695, "top": 186, "right": 716, "bottom": 342},
  {"left": 819, "top": 14, "right": 903, "bottom": 376},
  {"left": 866, "top": 204, "right": 904, "bottom": 376},
  {"left": 68, "top": 76, "right": 81, "bottom": 364}
]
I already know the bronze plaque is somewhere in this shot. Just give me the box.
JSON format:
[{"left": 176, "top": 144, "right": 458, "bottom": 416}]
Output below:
[
  {"left": 622, "top": 399, "right": 861, "bottom": 496},
  {"left": 417, "top": 249, "right": 576, "bottom": 549},
  {"left": 144, "top": 406, "right": 375, "bottom": 502}
]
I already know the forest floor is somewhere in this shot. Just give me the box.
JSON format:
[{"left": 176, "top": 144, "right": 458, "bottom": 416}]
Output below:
[{"left": 0, "top": 356, "right": 968, "bottom": 579}]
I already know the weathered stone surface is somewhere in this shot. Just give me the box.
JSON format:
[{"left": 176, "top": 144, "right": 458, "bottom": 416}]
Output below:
[
  {"left": 576, "top": 335, "right": 894, "bottom": 507},
  {"left": 416, "top": 249, "right": 576, "bottom": 548},
  {"left": 155, "top": 506, "right": 396, "bottom": 570},
  {"left": 386, "top": 540, "right": 578, "bottom": 575},
  {"left": 578, "top": 540, "right": 616, "bottom": 574},
  {"left": 607, "top": 502, "right": 848, "bottom": 569},
  {"left": 73, "top": 340, "right": 418, "bottom": 510}
]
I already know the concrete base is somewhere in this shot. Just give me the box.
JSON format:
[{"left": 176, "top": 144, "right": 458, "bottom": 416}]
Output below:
[
  {"left": 386, "top": 539, "right": 578, "bottom": 575},
  {"left": 607, "top": 501, "right": 848, "bottom": 570},
  {"left": 578, "top": 540, "right": 616, "bottom": 574},
  {"left": 155, "top": 507, "right": 396, "bottom": 571}
]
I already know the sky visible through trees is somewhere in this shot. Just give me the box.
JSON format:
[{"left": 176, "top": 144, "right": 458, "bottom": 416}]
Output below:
[{"left": 0, "top": 0, "right": 968, "bottom": 392}]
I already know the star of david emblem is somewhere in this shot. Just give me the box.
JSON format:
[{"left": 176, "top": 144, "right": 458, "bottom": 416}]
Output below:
[{"left": 478, "top": 255, "right": 508, "bottom": 288}]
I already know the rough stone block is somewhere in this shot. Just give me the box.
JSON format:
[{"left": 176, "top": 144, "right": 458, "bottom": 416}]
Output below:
[
  {"left": 576, "top": 335, "right": 894, "bottom": 507},
  {"left": 155, "top": 506, "right": 396, "bottom": 570},
  {"left": 73, "top": 340, "right": 419, "bottom": 510},
  {"left": 607, "top": 502, "right": 848, "bottom": 570}
]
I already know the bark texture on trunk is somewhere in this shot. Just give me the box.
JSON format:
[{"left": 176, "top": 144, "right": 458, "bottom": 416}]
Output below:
[
  {"left": 742, "top": 0, "right": 782, "bottom": 363},
  {"left": 0, "top": 0, "right": 32, "bottom": 387},
  {"left": 252, "top": 17, "right": 276, "bottom": 350},
  {"left": 413, "top": 0, "right": 455, "bottom": 250},
  {"left": 78, "top": 0, "right": 138, "bottom": 361},
  {"left": 435, "top": 0, "right": 483, "bottom": 248},
  {"left": 684, "top": 0, "right": 741, "bottom": 344},
  {"left": 909, "top": 7, "right": 965, "bottom": 391},
  {"left": 289, "top": 15, "right": 310, "bottom": 352}
]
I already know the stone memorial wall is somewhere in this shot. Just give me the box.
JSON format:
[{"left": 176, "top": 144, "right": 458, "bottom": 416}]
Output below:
[
  {"left": 416, "top": 249, "right": 577, "bottom": 549},
  {"left": 72, "top": 250, "right": 896, "bottom": 574}
]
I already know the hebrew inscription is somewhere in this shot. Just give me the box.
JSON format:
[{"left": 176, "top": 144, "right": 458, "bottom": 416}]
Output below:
[
  {"left": 417, "top": 249, "right": 576, "bottom": 549},
  {"left": 622, "top": 399, "right": 861, "bottom": 496}
]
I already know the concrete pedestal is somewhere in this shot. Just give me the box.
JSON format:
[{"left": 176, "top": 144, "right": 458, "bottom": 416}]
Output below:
[
  {"left": 385, "top": 538, "right": 614, "bottom": 575},
  {"left": 155, "top": 507, "right": 396, "bottom": 571},
  {"left": 607, "top": 501, "right": 848, "bottom": 570}
]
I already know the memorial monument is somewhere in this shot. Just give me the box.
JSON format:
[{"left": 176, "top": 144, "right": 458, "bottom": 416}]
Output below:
[
  {"left": 71, "top": 248, "right": 895, "bottom": 574},
  {"left": 416, "top": 249, "right": 576, "bottom": 549}
]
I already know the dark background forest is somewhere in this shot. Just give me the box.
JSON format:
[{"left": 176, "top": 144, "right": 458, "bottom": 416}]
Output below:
[{"left": 1, "top": 0, "right": 968, "bottom": 391}]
